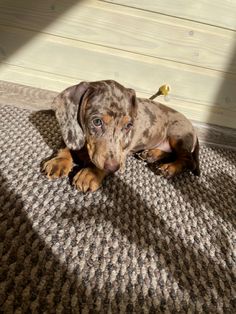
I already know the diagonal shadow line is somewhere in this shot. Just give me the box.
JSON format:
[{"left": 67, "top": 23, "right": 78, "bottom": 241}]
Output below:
[{"left": 59, "top": 172, "right": 235, "bottom": 312}]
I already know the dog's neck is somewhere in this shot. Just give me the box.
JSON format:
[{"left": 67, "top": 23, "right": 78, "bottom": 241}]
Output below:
[{"left": 128, "top": 98, "right": 168, "bottom": 154}]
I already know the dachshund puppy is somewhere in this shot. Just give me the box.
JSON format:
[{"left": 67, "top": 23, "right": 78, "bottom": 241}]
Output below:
[{"left": 43, "top": 80, "right": 200, "bottom": 192}]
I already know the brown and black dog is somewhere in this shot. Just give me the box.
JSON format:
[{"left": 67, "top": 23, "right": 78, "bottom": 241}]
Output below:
[{"left": 43, "top": 80, "right": 200, "bottom": 192}]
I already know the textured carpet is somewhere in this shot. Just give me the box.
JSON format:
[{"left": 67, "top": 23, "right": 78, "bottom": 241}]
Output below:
[{"left": 0, "top": 104, "right": 235, "bottom": 314}]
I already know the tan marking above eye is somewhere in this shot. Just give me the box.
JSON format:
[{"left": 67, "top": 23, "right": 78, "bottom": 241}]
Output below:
[
  {"left": 120, "top": 116, "right": 130, "bottom": 127},
  {"left": 102, "top": 114, "right": 113, "bottom": 124}
]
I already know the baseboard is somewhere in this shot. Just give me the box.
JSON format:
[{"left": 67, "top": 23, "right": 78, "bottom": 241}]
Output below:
[
  {"left": 0, "top": 80, "right": 57, "bottom": 111},
  {"left": 0, "top": 80, "right": 235, "bottom": 150},
  {"left": 192, "top": 121, "right": 236, "bottom": 150}
]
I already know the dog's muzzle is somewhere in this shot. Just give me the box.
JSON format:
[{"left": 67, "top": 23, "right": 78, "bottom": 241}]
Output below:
[{"left": 103, "top": 159, "right": 120, "bottom": 173}]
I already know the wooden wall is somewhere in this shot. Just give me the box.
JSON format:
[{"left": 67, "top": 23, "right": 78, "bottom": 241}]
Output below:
[{"left": 0, "top": 0, "right": 235, "bottom": 128}]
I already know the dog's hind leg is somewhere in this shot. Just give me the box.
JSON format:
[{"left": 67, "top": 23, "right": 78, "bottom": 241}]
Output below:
[
  {"left": 191, "top": 138, "right": 200, "bottom": 176},
  {"left": 158, "top": 135, "right": 199, "bottom": 178}
]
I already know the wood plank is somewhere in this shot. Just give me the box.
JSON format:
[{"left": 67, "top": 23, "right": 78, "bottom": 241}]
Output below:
[
  {"left": 192, "top": 120, "right": 236, "bottom": 150},
  {"left": 0, "top": 0, "right": 235, "bottom": 73},
  {"left": 0, "top": 25, "right": 236, "bottom": 128},
  {"left": 0, "top": 63, "right": 81, "bottom": 93},
  {"left": 1, "top": 65, "right": 236, "bottom": 130},
  {"left": 1, "top": 80, "right": 236, "bottom": 149},
  {"left": 102, "top": 0, "right": 236, "bottom": 31}
]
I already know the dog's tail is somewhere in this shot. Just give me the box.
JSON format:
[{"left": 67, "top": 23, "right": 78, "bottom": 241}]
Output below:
[{"left": 149, "top": 84, "right": 170, "bottom": 100}]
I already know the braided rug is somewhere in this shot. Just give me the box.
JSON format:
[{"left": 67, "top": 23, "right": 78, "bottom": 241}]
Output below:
[{"left": 0, "top": 104, "right": 235, "bottom": 313}]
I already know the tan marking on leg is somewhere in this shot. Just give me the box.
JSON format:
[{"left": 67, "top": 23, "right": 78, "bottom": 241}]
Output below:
[
  {"left": 42, "top": 148, "right": 73, "bottom": 179},
  {"left": 159, "top": 136, "right": 194, "bottom": 177}
]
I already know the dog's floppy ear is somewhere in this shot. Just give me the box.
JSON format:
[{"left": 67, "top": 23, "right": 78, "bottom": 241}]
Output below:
[{"left": 52, "top": 81, "right": 90, "bottom": 150}]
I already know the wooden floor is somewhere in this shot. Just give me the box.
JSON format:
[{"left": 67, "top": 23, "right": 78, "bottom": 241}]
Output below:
[
  {"left": 0, "top": 0, "right": 236, "bottom": 129},
  {"left": 1, "top": 80, "right": 235, "bottom": 150}
]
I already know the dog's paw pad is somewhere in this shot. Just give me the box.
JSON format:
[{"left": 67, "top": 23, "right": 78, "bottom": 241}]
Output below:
[{"left": 42, "top": 158, "right": 73, "bottom": 179}]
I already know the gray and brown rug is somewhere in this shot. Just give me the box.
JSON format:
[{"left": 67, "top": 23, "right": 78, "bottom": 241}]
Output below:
[{"left": 0, "top": 104, "right": 235, "bottom": 313}]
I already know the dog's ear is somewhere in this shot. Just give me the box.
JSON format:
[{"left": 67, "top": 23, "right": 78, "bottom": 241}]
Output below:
[
  {"left": 52, "top": 82, "right": 90, "bottom": 150},
  {"left": 126, "top": 88, "right": 137, "bottom": 118}
]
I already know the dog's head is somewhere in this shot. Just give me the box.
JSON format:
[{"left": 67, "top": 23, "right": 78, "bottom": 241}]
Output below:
[{"left": 53, "top": 80, "right": 137, "bottom": 172}]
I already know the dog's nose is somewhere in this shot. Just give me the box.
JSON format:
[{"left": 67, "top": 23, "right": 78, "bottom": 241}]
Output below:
[{"left": 104, "top": 160, "right": 120, "bottom": 173}]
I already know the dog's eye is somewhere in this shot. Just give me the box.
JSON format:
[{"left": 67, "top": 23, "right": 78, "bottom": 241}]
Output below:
[
  {"left": 125, "top": 122, "right": 133, "bottom": 131},
  {"left": 92, "top": 118, "right": 103, "bottom": 127}
]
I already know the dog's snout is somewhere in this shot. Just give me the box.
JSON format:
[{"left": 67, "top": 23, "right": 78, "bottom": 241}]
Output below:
[{"left": 104, "top": 159, "right": 120, "bottom": 173}]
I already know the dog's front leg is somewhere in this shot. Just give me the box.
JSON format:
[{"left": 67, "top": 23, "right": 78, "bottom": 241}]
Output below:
[
  {"left": 73, "top": 167, "right": 107, "bottom": 193},
  {"left": 71, "top": 145, "right": 108, "bottom": 192},
  {"left": 42, "top": 148, "right": 73, "bottom": 179}
]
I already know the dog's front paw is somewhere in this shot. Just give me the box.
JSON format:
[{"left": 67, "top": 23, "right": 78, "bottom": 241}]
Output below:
[
  {"left": 42, "top": 157, "right": 73, "bottom": 179},
  {"left": 73, "top": 167, "right": 106, "bottom": 193}
]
